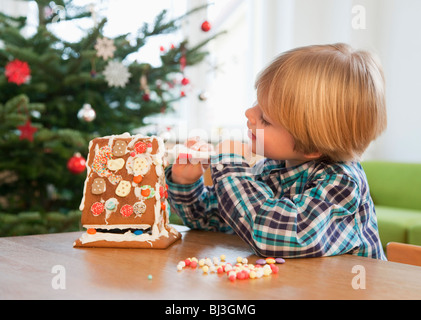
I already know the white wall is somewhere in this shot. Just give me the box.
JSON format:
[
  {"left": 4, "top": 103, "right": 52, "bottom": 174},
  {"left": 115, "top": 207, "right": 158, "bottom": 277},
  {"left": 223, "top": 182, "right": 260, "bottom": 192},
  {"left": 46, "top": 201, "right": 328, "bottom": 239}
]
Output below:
[{"left": 209, "top": 0, "right": 421, "bottom": 163}]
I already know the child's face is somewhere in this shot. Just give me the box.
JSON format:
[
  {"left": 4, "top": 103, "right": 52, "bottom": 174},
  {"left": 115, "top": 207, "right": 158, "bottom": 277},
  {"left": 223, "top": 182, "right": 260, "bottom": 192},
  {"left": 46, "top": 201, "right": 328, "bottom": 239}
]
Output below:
[{"left": 245, "top": 104, "right": 313, "bottom": 165}]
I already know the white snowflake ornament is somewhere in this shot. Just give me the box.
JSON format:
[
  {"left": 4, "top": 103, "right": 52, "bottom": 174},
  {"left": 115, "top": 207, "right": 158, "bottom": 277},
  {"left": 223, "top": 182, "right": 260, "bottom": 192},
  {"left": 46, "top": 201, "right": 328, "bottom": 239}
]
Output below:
[
  {"left": 103, "top": 60, "right": 131, "bottom": 88},
  {"left": 95, "top": 37, "right": 116, "bottom": 61}
]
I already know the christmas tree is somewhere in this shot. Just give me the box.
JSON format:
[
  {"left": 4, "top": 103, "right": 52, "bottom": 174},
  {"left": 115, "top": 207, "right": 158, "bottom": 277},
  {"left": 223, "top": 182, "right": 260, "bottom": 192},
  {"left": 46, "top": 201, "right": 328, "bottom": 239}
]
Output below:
[{"left": 0, "top": 0, "right": 220, "bottom": 235}]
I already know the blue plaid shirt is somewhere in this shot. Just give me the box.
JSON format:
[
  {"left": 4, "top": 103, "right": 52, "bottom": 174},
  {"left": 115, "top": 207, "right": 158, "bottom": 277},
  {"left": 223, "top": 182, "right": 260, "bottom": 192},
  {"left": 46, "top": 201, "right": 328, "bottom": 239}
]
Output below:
[{"left": 166, "top": 153, "right": 386, "bottom": 260}]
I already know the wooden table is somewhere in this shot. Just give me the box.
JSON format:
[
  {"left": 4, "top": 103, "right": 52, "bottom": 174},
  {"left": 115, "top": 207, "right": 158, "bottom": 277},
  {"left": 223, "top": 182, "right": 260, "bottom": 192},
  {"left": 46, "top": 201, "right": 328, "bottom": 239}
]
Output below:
[{"left": 1, "top": 225, "right": 421, "bottom": 300}]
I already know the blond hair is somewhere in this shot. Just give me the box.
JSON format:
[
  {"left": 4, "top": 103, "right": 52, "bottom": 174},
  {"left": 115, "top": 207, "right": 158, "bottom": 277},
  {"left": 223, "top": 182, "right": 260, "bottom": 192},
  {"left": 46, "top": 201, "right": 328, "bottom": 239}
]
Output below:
[{"left": 255, "top": 43, "right": 387, "bottom": 162}]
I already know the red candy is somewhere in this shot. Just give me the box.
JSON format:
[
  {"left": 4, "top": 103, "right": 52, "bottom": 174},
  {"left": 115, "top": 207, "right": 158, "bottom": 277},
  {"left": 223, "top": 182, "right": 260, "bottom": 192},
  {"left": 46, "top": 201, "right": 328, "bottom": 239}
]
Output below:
[
  {"left": 237, "top": 271, "right": 246, "bottom": 280},
  {"left": 120, "top": 204, "right": 133, "bottom": 217},
  {"left": 270, "top": 264, "right": 279, "bottom": 274},
  {"left": 135, "top": 141, "right": 147, "bottom": 154},
  {"left": 91, "top": 202, "right": 104, "bottom": 216}
]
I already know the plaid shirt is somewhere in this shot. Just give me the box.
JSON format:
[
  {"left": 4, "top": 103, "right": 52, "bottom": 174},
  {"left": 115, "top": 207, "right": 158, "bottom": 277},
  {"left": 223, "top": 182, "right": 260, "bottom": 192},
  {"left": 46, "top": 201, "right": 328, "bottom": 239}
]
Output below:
[{"left": 166, "top": 153, "right": 386, "bottom": 260}]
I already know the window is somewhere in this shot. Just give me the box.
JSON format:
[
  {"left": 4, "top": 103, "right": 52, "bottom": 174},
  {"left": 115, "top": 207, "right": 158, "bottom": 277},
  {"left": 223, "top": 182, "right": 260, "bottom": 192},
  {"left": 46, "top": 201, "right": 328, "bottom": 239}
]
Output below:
[{"left": 4, "top": 0, "right": 421, "bottom": 162}]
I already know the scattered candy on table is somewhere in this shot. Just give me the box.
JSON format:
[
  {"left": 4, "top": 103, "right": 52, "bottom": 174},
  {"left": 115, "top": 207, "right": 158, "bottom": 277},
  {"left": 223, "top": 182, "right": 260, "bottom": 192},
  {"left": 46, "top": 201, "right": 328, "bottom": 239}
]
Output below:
[{"left": 176, "top": 255, "right": 285, "bottom": 282}]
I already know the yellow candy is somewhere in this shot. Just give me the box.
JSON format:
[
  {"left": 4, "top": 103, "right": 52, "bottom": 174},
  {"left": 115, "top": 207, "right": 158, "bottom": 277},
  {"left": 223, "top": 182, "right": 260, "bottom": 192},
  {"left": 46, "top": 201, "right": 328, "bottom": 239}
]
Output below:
[
  {"left": 220, "top": 254, "right": 226, "bottom": 261},
  {"left": 237, "top": 256, "right": 243, "bottom": 263},
  {"left": 266, "top": 258, "right": 276, "bottom": 264},
  {"left": 249, "top": 271, "right": 257, "bottom": 279},
  {"left": 202, "top": 265, "right": 209, "bottom": 273}
]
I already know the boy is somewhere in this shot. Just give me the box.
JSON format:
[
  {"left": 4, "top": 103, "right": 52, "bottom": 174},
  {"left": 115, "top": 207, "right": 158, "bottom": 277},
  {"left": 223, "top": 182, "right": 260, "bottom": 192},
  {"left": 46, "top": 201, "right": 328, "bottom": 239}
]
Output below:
[{"left": 166, "top": 43, "right": 387, "bottom": 260}]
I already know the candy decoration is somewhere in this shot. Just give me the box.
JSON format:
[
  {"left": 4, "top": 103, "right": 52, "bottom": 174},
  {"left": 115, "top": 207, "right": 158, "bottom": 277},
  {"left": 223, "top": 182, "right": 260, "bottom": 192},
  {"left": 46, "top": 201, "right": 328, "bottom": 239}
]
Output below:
[
  {"left": 107, "top": 158, "right": 125, "bottom": 171},
  {"left": 87, "top": 228, "right": 97, "bottom": 235},
  {"left": 133, "top": 201, "right": 146, "bottom": 216},
  {"left": 112, "top": 140, "right": 127, "bottom": 157},
  {"left": 91, "top": 202, "right": 104, "bottom": 216},
  {"left": 105, "top": 198, "right": 117, "bottom": 211},
  {"left": 120, "top": 204, "right": 133, "bottom": 217},
  {"left": 133, "top": 156, "right": 151, "bottom": 176},
  {"left": 91, "top": 178, "right": 106, "bottom": 195},
  {"left": 141, "top": 188, "right": 151, "bottom": 197},
  {"left": 92, "top": 146, "right": 121, "bottom": 185},
  {"left": 133, "top": 175, "right": 143, "bottom": 184},
  {"left": 134, "top": 230, "right": 143, "bottom": 236},
  {"left": 116, "top": 180, "right": 131, "bottom": 197},
  {"left": 134, "top": 141, "right": 147, "bottom": 154},
  {"left": 138, "top": 185, "right": 155, "bottom": 199}
]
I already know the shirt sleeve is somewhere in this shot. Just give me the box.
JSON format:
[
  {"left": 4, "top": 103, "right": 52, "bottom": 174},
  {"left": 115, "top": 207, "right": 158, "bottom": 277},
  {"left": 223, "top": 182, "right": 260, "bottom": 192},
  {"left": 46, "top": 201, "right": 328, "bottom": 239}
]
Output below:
[
  {"left": 210, "top": 154, "right": 362, "bottom": 258},
  {"left": 165, "top": 166, "right": 233, "bottom": 233}
]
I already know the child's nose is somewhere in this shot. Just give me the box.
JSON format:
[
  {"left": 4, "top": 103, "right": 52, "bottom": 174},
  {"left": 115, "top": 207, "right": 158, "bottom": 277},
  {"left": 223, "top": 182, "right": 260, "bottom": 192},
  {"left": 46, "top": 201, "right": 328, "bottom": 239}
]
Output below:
[{"left": 245, "top": 106, "right": 257, "bottom": 125}]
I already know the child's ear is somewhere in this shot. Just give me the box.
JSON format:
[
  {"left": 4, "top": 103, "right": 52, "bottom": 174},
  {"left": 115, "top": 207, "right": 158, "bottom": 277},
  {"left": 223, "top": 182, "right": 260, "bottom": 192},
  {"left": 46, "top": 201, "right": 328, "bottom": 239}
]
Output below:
[{"left": 303, "top": 151, "right": 323, "bottom": 160}]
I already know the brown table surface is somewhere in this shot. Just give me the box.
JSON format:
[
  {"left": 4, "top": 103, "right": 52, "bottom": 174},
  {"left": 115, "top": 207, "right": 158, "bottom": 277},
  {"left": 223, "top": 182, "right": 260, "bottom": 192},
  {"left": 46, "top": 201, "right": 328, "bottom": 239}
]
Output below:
[{"left": 1, "top": 225, "right": 420, "bottom": 300}]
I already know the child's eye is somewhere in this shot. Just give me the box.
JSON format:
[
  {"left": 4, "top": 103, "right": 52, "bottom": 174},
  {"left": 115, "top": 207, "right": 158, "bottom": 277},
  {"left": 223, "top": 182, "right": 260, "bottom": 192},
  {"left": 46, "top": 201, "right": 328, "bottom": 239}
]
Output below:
[{"left": 260, "top": 115, "right": 271, "bottom": 127}]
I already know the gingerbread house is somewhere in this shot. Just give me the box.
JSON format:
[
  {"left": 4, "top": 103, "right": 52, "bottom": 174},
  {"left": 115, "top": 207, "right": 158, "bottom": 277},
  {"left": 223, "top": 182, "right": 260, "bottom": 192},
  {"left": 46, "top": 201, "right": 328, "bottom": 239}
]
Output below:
[{"left": 74, "top": 133, "right": 181, "bottom": 249}]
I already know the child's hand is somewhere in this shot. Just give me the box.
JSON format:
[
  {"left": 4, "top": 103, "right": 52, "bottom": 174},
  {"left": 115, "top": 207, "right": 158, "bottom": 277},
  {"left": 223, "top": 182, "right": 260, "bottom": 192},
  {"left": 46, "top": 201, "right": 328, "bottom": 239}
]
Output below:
[{"left": 171, "top": 138, "right": 214, "bottom": 185}]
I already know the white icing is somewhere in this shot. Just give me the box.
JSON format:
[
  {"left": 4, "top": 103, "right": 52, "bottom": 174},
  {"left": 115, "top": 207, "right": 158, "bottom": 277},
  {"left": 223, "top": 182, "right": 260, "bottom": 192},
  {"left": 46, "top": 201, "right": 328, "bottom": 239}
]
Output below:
[
  {"left": 155, "top": 164, "right": 163, "bottom": 177},
  {"left": 83, "top": 224, "right": 150, "bottom": 230},
  {"left": 104, "top": 198, "right": 119, "bottom": 224},
  {"left": 79, "top": 139, "right": 94, "bottom": 211},
  {"left": 79, "top": 226, "right": 173, "bottom": 245}
]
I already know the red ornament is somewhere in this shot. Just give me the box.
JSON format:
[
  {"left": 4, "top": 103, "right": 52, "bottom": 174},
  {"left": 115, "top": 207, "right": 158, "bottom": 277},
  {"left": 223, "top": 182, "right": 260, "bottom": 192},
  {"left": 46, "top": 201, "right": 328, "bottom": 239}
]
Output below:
[
  {"left": 5, "top": 59, "right": 31, "bottom": 85},
  {"left": 17, "top": 119, "right": 38, "bottom": 142},
  {"left": 180, "top": 55, "right": 187, "bottom": 71},
  {"left": 67, "top": 152, "right": 86, "bottom": 174},
  {"left": 142, "top": 93, "right": 151, "bottom": 102},
  {"left": 201, "top": 21, "right": 211, "bottom": 32},
  {"left": 181, "top": 77, "right": 190, "bottom": 86}
]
